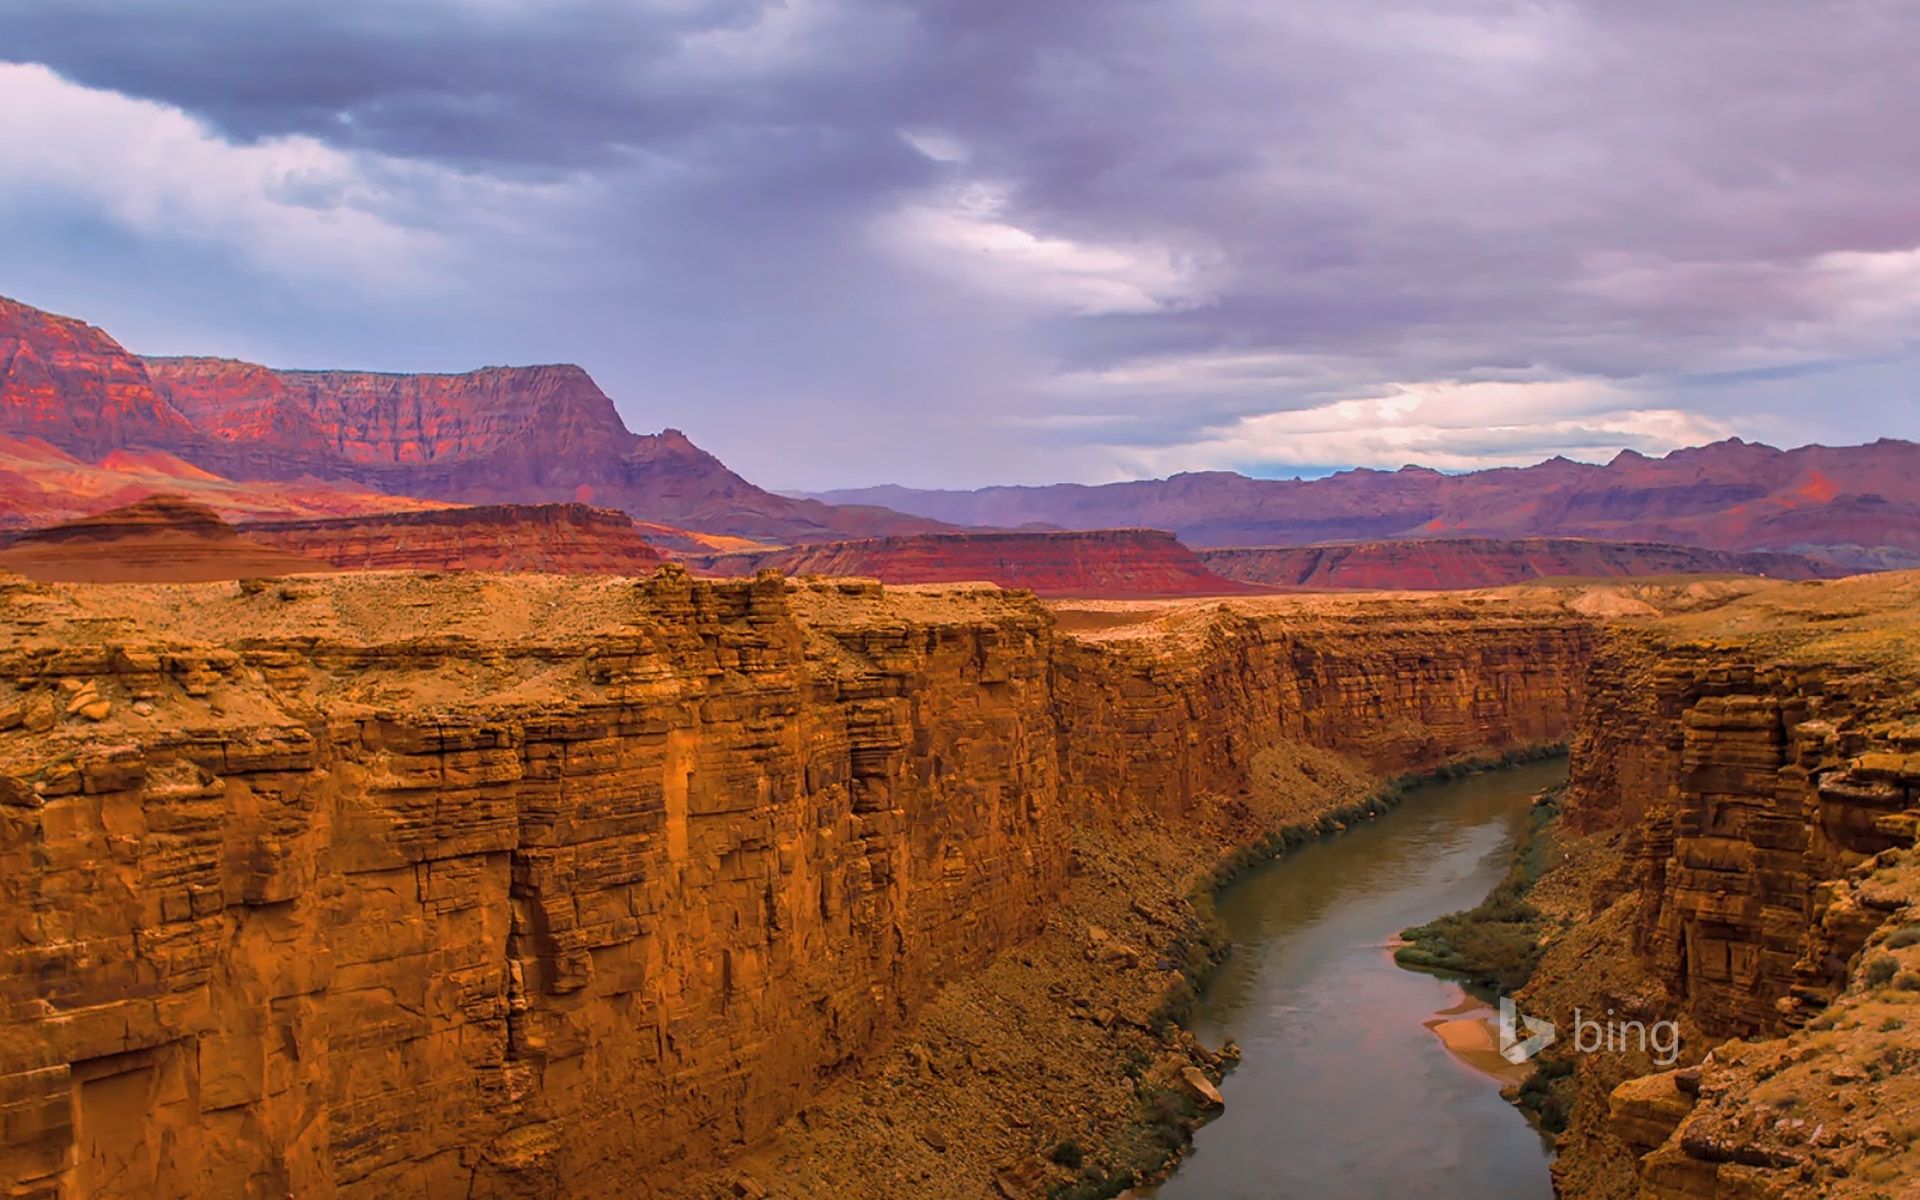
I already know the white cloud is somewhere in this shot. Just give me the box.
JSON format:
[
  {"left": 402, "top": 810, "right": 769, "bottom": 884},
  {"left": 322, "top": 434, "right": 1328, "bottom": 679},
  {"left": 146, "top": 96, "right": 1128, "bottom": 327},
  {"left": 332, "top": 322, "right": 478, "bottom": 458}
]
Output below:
[
  {"left": 878, "top": 181, "right": 1215, "bottom": 316},
  {"left": 1103, "top": 377, "right": 1740, "bottom": 475},
  {"left": 0, "top": 61, "right": 528, "bottom": 291}
]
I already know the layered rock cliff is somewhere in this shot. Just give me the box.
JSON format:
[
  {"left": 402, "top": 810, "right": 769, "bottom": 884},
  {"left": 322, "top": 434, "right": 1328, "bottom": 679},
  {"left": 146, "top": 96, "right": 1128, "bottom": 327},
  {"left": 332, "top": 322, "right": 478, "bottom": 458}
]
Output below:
[
  {"left": 0, "top": 297, "right": 193, "bottom": 460},
  {"left": 1199, "top": 538, "right": 1836, "bottom": 591},
  {"left": 0, "top": 571, "right": 1067, "bottom": 1198},
  {"left": 138, "top": 356, "right": 947, "bottom": 543},
  {"left": 238, "top": 503, "right": 666, "bottom": 574},
  {"left": 0, "top": 495, "right": 335, "bottom": 582},
  {"left": 1051, "top": 595, "right": 1590, "bottom": 821},
  {"left": 0, "top": 574, "right": 1598, "bottom": 1199},
  {"left": 1, "top": 496, "right": 668, "bottom": 581},
  {"left": 1521, "top": 571, "right": 1920, "bottom": 1197},
  {"left": 0, "top": 293, "right": 942, "bottom": 544},
  {"left": 695, "top": 529, "right": 1256, "bottom": 598}
]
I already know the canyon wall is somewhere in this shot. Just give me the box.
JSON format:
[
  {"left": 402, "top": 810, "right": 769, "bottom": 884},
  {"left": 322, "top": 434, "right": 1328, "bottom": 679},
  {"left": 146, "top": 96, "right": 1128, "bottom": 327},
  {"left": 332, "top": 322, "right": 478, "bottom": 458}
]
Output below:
[
  {"left": 0, "top": 297, "right": 193, "bottom": 460},
  {"left": 1537, "top": 572, "right": 1920, "bottom": 1196},
  {"left": 140, "top": 357, "right": 944, "bottom": 544},
  {"left": 0, "top": 574, "right": 1595, "bottom": 1199},
  {"left": 1565, "top": 622, "right": 1915, "bottom": 1035},
  {"left": 1, "top": 293, "right": 943, "bottom": 544},
  {"left": 1052, "top": 598, "right": 1590, "bottom": 822}
]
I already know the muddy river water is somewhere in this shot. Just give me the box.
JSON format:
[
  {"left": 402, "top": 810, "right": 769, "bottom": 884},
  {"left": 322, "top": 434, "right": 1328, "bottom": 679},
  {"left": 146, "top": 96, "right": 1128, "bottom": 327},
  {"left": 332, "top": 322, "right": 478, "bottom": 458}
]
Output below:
[{"left": 1146, "top": 757, "right": 1565, "bottom": 1200}]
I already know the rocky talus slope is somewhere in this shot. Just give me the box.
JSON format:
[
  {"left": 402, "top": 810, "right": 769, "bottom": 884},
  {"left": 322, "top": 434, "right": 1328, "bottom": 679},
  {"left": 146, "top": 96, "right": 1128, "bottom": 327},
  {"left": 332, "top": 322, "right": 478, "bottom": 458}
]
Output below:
[
  {"left": 0, "top": 572, "right": 1598, "bottom": 1199},
  {"left": 1516, "top": 571, "right": 1920, "bottom": 1198}
]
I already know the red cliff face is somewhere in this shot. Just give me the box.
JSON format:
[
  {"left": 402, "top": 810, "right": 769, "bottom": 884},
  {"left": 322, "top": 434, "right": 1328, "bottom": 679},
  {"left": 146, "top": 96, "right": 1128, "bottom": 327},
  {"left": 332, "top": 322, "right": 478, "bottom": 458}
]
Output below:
[
  {"left": 0, "top": 432, "right": 455, "bottom": 532},
  {"left": 0, "top": 497, "right": 668, "bottom": 580},
  {"left": 0, "top": 297, "right": 194, "bottom": 458},
  {"left": 238, "top": 504, "right": 665, "bottom": 574},
  {"left": 693, "top": 529, "right": 1257, "bottom": 597},
  {"left": 1199, "top": 537, "right": 1838, "bottom": 590},
  {"left": 144, "top": 358, "right": 635, "bottom": 477},
  {"left": 0, "top": 495, "right": 331, "bottom": 582},
  {"left": 0, "top": 294, "right": 943, "bottom": 544},
  {"left": 139, "top": 356, "right": 945, "bottom": 543}
]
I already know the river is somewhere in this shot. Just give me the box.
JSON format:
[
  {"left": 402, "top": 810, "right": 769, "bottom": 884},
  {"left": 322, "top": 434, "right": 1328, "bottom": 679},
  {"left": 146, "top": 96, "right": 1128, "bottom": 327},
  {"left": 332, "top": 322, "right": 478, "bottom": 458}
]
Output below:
[{"left": 1145, "top": 757, "right": 1565, "bottom": 1200}]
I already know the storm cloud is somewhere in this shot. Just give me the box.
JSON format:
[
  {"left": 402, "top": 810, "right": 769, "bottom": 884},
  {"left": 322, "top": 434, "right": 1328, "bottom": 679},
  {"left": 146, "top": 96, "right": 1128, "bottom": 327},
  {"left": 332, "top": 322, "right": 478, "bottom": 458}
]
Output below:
[{"left": 3, "top": 0, "right": 1917, "bottom": 486}]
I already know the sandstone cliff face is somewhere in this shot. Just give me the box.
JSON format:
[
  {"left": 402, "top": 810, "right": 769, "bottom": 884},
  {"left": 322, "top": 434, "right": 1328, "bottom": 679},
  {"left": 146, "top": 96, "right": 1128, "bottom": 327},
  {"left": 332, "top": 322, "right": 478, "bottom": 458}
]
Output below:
[
  {"left": 1533, "top": 572, "right": 1920, "bottom": 1197},
  {"left": 1562, "top": 596, "right": 1919, "bottom": 1038},
  {"left": 144, "top": 359, "right": 635, "bottom": 486},
  {"left": 697, "top": 529, "right": 1255, "bottom": 598},
  {"left": 139, "top": 356, "right": 945, "bottom": 544},
  {"left": 0, "top": 298, "right": 193, "bottom": 459},
  {"left": 0, "top": 293, "right": 942, "bottom": 545},
  {"left": 1199, "top": 538, "right": 1835, "bottom": 591},
  {"left": 1052, "top": 598, "right": 1591, "bottom": 821},
  {"left": 0, "top": 576, "right": 1598, "bottom": 1200},
  {"left": 0, "top": 571, "right": 1066, "bottom": 1199},
  {"left": 238, "top": 503, "right": 666, "bottom": 574}
]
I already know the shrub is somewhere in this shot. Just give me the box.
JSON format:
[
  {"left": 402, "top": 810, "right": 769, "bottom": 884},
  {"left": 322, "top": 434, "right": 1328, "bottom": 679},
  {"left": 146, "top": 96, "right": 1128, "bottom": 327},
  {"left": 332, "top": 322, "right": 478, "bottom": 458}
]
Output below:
[
  {"left": 1049, "top": 1141, "right": 1085, "bottom": 1170},
  {"left": 1884, "top": 925, "right": 1920, "bottom": 950},
  {"left": 1864, "top": 955, "right": 1898, "bottom": 988}
]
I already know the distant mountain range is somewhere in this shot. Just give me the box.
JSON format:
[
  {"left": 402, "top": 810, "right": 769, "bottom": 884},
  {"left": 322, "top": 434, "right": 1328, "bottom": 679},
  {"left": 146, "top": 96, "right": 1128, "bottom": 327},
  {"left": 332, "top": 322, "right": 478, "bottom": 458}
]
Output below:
[
  {"left": 808, "top": 438, "right": 1920, "bottom": 570},
  {"left": 6, "top": 289, "right": 1920, "bottom": 586}
]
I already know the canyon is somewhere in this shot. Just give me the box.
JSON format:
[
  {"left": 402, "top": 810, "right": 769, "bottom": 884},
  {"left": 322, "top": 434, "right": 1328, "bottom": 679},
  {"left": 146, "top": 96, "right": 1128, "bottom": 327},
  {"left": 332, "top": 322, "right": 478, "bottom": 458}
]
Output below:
[
  {"left": 0, "top": 560, "right": 1915, "bottom": 1197},
  {"left": 6, "top": 285, "right": 1920, "bottom": 1200},
  {"left": 0, "top": 568, "right": 1593, "bottom": 1198}
]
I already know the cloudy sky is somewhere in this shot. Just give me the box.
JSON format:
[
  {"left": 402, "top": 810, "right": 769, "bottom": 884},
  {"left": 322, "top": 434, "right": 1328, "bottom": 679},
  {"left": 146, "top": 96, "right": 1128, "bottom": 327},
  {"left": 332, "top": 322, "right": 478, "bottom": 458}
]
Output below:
[{"left": 3, "top": 0, "right": 1917, "bottom": 488}]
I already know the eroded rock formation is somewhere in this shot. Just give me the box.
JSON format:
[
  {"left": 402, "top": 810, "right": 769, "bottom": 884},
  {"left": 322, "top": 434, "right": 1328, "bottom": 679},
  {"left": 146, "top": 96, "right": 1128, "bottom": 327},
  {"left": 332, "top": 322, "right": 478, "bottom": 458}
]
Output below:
[
  {"left": 813, "top": 439, "right": 1920, "bottom": 569},
  {"left": 0, "top": 293, "right": 944, "bottom": 544},
  {"left": 0, "top": 297, "right": 193, "bottom": 460},
  {"left": 2, "top": 497, "right": 670, "bottom": 581},
  {"left": 239, "top": 504, "right": 665, "bottom": 574},
  {"left": 695, "top": 529, "right": 1256, "bottom": 598},
  {"left": 0, "top": 495, "right": 335, "bottom": 582},
  {"left": 1199, "top": 537, "right": 1836, "bottom": 591},
  {"left": 0, "top": 573, "right": 1597, "bottom": 1199},
  {"left": 1524, "top": 572, "right": 1920, "bottom": 1197}
]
